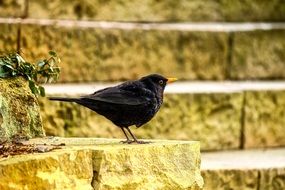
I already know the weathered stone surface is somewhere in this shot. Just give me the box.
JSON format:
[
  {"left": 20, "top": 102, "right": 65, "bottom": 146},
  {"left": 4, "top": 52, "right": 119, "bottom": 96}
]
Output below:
[
  {"left": 230, "top": 30, "right": 285, "bottom": 80},
  {"left": 40, "top": 92, "right": 243, "bottom": 151},
  {"left": 28, "top": 0, "right": 285, "bottom": 22},
  {"left": 91, "top": 140, "right": 203, "bottom": 189},
  {"left": 0, "top": 138, "right": 203, "bottom": 190},
  {"left": 244, "top": 90, "right": 285, "bottom": 149},
  {"left": 20, "top": 24, "right": 228, "bottom": 82},
  {"left": 0, "top": 77, "right": 44, "bottom": 141},
  {"left": 0, "top": 0, "right": 25, "bottom": 18},
  {"left": 259, "top": 168, "right": 285, "bottom": 190},
  {"left": 202, "top": 169, "right": 258, "bottom": 190},
  {"left": 219, "top": 0, "right": 285, "bottom": 22},
  {"left": 201, "top": 148, "right": 285, "bottom": 190},
  {"left": 203, "top": 168, "right": 285, "bottom": 190},
  {"left": 0, "top": 149, "right": 93, "bottom": 190},
  {"left": 0, "top": 23, "right": 19, "bottom": 53}
]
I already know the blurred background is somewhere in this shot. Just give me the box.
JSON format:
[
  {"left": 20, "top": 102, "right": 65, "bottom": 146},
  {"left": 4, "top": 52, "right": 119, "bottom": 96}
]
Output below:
[{"left": 1, "top": 0, "right": 285, "bottom": 189}]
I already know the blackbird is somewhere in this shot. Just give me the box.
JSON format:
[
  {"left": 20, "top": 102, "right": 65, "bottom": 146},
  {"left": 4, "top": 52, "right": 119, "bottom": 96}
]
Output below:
[{"left": 49, "top": 74, "right": 177, "bottom": 144}]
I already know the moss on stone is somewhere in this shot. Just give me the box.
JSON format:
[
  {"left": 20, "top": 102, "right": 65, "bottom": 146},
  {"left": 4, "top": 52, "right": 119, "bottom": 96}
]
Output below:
[
  {"left": 244, "top": 90, "right": 285, "bottom": 149},
  {"left": 0, "top": 23, "right": 18, "bottom": 53},
  {"left": 0, "top": 0, "right": 25, "bottom": 18},
  {"left": 220, "top": 0, "right": 285, "bottom": 22},
  {"left": 259, "top": 168, "right": 285, "bottom": 190},
  {"left": 202, "top": 167, "right": 285, "bottom": 190},
  {"left": 230, "top": 30, "right": 285, "bottom": 80},
  {"left": 0, "top": 77, "right": 44, "bottom": 140},
  {"left": 28, "top": 0, "right": 285, "bottom": 22},
  {"left": 202, "top": 169, "right": 259, "bottom": 190},
  {"left": 20, "top": 24, "right": 228, "bottom": 82}
]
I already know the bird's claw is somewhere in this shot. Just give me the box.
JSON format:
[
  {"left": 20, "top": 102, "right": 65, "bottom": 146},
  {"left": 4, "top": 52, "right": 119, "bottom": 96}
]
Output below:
[
  {"left": 135, "top": 140, "right": 151, "bottom": 144},
  {"left": 120, "top": 140, "right": 151, "bottom": 144},
  {"left": 120, "top": 139, "right": 133, "bottom": 144}
]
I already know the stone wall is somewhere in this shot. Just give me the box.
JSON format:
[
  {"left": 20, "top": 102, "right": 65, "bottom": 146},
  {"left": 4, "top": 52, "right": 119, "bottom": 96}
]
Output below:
[
  {"left": 1, "top": 1, "right": 285, "bottom": 81},
  {"left": 40, "top": 93, "right": 243, "bottom": 151},
  {"left": 2, "top": 0, "right": 285, "bottom": 22},
  {"left": 0, "top": 77, "right": 44, "bottom": 140},
  {"left": 0, "top": 138, "right": 203, "bottom": 190},
  {"left": 202, "top": 167, "right": 285, "bottom": 189},
  {"left": 40, "top": 88, "right": 285, "bottom": 151}
]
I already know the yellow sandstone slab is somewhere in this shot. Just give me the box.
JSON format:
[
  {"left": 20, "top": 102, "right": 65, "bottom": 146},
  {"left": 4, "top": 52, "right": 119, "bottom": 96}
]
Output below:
[
  {"left": 27, "top": 0, "right": 285, "bottom": 22},
  {"left": 0, "top": 138, "right": 203, "bottom": 190},
  {"left": 0, "top": 77, "right": 44, "bottom": 141},
  {"left": 201, "top": 148, "right": 285, "bottom": 190}
]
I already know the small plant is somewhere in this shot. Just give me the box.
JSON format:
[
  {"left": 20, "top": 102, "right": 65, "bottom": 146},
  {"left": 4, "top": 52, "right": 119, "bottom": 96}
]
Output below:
[{"left": 0, "top": 51, "right": 60, "bottom": 97}]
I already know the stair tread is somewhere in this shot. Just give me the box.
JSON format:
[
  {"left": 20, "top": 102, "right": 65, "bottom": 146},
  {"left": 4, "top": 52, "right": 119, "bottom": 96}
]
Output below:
[
  {"left": 1, "top": 18, "right": 285, "bottom": 32},
  {"left": 201, "top": 148, "right": 285, "bottom": 170},
  {"left": 44, "top": 81, "right": 285, "bottom": 95}
]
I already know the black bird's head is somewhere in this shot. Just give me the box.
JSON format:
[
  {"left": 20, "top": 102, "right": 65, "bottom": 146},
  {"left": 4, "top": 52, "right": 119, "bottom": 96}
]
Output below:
[{"left": 140, "top": 74, "right": 178, "bottom": 93}]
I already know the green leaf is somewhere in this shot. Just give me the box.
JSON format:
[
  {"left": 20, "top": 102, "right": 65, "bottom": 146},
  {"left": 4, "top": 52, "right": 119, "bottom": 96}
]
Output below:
[
  {"left": 0, "top": 60, "right": 6, "bottom": 66},
  {"left": 4, "top": 64, "right": 14, "bottom": 70},
  {"left": 49, "top": 51, "right": 57, "bottom": 57},
  {"left": 29, "top": 80, "right": 36, "bottom": 93},
  {"left": 12, "top": 71, "right": 17, "bottom": 76},
  {"left": 0, "top": 71, "right": 10, "bottom": 78},
  {"left": 0, "top": 51, "right": 60, "bottom": 97},
  {"left": 53, "top": 67, "right": 60, "bottom": 72},
  {"left": 37, "top": 60, "right": 46, "bottom": 67},
  {"left": 15, "top": 54, "right": 25, "bottom": 64},
  {"left": 25, "top": 74, "right": 32, "bottom": 81},
  {"left": 39, "top": 86, "right": 45, "bottom": 97}
]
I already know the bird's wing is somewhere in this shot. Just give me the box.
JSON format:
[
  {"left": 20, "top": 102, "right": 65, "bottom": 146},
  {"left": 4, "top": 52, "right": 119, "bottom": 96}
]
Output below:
[{"left": 81, "top": 83, "right": 153, "bottom": 106}]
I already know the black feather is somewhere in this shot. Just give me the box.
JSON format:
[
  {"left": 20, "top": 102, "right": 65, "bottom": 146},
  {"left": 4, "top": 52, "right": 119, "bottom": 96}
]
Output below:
[{"left": 49, "top": 74, "right": 171, "bottom": 144}]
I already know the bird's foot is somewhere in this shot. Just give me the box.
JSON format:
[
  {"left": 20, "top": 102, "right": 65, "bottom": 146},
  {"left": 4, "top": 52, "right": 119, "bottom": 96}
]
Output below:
[
  {"left": 133, "top": 140, "right": 151, "bottom": 144},
  {"left": 120, "top": 139, "right": 133, "bottom": 144},
  {"left": 120, "top": 140, "right": 151, "bottom": 144}
]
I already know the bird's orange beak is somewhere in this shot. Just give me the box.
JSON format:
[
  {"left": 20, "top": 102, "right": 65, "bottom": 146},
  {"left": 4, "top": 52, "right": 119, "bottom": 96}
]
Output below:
[{"left": 167, "top": 77, "right": 178, "bottom": 84}]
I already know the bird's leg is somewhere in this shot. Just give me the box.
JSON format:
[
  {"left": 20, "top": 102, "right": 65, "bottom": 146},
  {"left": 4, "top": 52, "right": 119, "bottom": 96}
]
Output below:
[
  {"left": 126, "top": 127, "right": 149, "bottom": 144},
  {"left": 120, "top": 128, "right": 132, "bottom": 144}
]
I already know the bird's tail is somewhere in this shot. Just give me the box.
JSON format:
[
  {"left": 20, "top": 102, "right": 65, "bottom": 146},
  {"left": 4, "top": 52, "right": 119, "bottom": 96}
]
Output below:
[{"left": 48, "top": 97, "right": 79, "bottom": 103}]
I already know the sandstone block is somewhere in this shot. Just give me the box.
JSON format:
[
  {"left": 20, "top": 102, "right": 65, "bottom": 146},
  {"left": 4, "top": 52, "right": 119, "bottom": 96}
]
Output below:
[
  {"left": 0, "top": 0, "right": 25, "bottom": 18},
  {"left": 219, "top": 0, "right": 285, "bottom": 22},
  {"left": 259, "top": 168, "right": 285, "bottom": 190},
  {"left": 0, "top": 77, "right": 44, "bottom": 141},
  {"left": 0, "top": 138, "right": 203, "bottom": 190},
  {"left": 202, "top": 168, "right": 285, "bottom": 190},
  {"left": 0, "top": 23, "right": 19, "bottom": 52},
  {"left": 20, "top": 24, "right": 228, "bottom": 82},
  {"left": 201, "top": 148, "right": 285, "bottom": 189},
  {"left": 202, "top": 169, "right": 258, "bottom": 190},
  {"left": 28, "top": 0, "right": 285, "bottom": 22},
  {"left": 0, "top": 149, "right": 93, "bottom": 190},
  {"left": 244, "top": 90, "right": 285, "bottom": 148},
  {"left": 230, "top": 30, "right": 285, "bottom": 80}
]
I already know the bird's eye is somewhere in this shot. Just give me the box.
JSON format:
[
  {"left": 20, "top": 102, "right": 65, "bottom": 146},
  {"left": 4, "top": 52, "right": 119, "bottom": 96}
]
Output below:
[{"left": 159, "top": 80, "right": 164, "bottom": 85}]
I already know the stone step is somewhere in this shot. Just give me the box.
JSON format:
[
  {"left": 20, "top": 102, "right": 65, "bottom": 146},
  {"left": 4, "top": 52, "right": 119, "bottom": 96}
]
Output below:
[
  {"left": 2, "top": 18, "right": 285, "bottom": 32},
  {"left": 43, "top": 81, "right": 285, "bottom": 94},
  {"left": 201, "top": 147, "right": 285, "bottom": 190},
  {"left": 0, "top": 138, "right": 203, "bottom": 190},
  {"left": 2, "top": 0, "right": 285, "bottom": 22},
  {"left": 1, "top": 19, "right": 285, "bottom": 82},
  {"left": 39, "top": 81, "right": 285, "bottom": 151}
]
